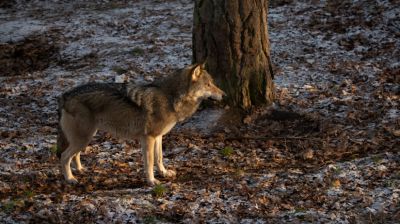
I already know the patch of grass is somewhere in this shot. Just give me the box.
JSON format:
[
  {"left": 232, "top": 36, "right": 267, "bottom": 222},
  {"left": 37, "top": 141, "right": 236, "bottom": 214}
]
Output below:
[
  {"left": 49, "top": 144, "right": 58, "bottom": 154},
  {"left": 20, "top": 145, "right": 28, "bottom": 151},
  {"left": 24, "top": 190, "right": 35, "bottom": 198},
  {"left": 177, "top": 174, "right": 192, "bottom": 182},
  {"left": 372, "top": 155, "right": 383, "bottom": 164},
  {"left": 294, "top": 207, "right": 307, "bottom": 213},
  {"left": 106, "top": 2, "right": 121, "bottom": 9},
  {"left": 2, "top": 199, "right": 24, "bottom": 213},
  {"left": 23, "top": 176, "right": 31, "bottom": 183},
  {"left": 3, "top": 201, "right": 16, "bottom": 212},
  {"left": 384, "top": 180, "right": 397, "bottom": 188},
  {"left": 152, "top": 184, "right": 167, "bottom": 198},
  {"left": 112, "top": 66, "right": 128, "bottom": 75},
  {"left": 129, "top": 47, "right": 145, "bottom": 56},
  {"left": 233, "top": 168, "right": 245, "bottom": 177},
  {"left": 294, "top": 207, "right": 308, "bottom": 220},
  {"left": 332, "top": 166, "right": 342, "bottom": 174},
  {"left": 92, "top": 2, "right": 122, "bottom": 11},
  {"left": 143, "top": 215, "right": 158, "bottom": 224},
  {"left": 332, "top": 85, "right": 340, "bottom": 91},
  {"left": 350, "top": 153, "right": 359, "bottom": 159},
  {"left": 220, "top": 146, "right": 234, "bottom": 157}
]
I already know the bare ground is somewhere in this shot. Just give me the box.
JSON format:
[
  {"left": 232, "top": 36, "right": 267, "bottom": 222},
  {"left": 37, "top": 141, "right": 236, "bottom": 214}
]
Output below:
[{"left": 0, "top": 0, "right": 399, "bottom": 223}]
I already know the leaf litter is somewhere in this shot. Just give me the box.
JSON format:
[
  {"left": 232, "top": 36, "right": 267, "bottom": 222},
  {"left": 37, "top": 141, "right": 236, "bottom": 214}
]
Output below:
[{"left": 0, "top": 0, "right": 399, "bottom": 223}]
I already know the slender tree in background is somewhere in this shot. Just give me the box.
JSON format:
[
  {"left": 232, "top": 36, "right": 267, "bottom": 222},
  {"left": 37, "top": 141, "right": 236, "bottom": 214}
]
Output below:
[{"left": 193, "top": 0, "right": 275, "bottom": 109}]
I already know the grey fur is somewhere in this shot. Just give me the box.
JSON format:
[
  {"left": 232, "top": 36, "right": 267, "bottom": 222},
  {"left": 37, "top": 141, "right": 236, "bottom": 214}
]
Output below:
[{"left": 57, "top": 63, "right": 225, "bottom": 185}]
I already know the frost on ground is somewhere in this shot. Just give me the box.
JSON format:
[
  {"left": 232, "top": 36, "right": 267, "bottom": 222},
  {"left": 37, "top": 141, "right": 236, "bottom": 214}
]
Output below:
[{"left": 0, "top": 0, "right": 399, "bottom": 223}]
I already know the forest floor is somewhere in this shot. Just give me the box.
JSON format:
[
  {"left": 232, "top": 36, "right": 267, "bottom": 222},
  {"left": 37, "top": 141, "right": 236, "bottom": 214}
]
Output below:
[{"left": 0, "top": 0, "right": 399, "bottom": 223}]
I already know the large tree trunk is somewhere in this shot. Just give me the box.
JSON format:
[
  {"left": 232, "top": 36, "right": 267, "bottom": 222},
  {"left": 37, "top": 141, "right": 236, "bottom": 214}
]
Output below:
[{"left": 193, "top": 0, "right": 275, "bottom": 109}]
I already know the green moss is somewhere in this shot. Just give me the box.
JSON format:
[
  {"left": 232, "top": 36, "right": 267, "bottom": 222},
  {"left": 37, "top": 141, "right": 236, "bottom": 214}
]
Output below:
[
  {"left": 2, "top": 199, "right": 24, "bottom": 213},
  {"left": 371, "top": 155, "right": 383, "bottom": 164},
  {"left": 332, "top": 166, "right": 342, "bottom": 174},
  {"left": 234, "top": 168, "right": 245, "bottom": 177},
  {"left": 143, "top": 216, "right": 158, "bottom": 224},
  {"left": 3, "top": 201, "right": 16, "bottom": 212},
  {"left": 50, "top": 144, "right": 58, "bottom": 154},
  {"left": 177, "top": 174, "right": 192, "bottom": 182},
  {"left": 130, "top": 47, "right": 145, "bottom": 56},
  {"left": 220, "top": 146, "right": 234, "bottom": 157},
  {"left": 24, "top": 190, "right": 35, "bottom": 198},
  {"left": 112, "top": 66, "right": 128, "bottom": 75}
]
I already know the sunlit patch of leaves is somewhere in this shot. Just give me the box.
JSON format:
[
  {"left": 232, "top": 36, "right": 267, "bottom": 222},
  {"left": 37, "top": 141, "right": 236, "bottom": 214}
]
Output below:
[
  {"left": 152, "top": 184, "right": 167, "bottom": 198},
  {"left": 220, "top": 146, "right": 234, "bottom": 157}
]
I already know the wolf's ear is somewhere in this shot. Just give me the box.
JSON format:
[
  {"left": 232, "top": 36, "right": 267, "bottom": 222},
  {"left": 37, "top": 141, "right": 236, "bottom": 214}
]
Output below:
[
  {"left": 191, "top": 64, "right": 202, "bottom": 81},
  {"left": 200, "top": 59, "right": 207, "bottom": 70}
]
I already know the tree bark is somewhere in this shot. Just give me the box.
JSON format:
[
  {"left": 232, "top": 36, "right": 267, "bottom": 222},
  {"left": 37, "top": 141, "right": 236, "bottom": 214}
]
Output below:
[{"left": 193, "top": 0, "right": 275, "bottom": 109}]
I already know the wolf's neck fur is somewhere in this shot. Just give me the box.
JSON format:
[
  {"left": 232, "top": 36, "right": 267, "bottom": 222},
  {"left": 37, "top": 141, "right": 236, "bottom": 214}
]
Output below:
[
  {"left": 156, "top": 71, "right": 201, "bottom": 122},
  {"left": 172, "top": 96, "right": 201, "bottom": 122}
]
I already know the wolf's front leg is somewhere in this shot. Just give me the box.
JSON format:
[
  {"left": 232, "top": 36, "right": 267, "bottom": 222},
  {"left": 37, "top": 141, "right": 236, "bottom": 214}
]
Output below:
[
  {"left": 141, "top": 136, "right": 160, "bottom": 186},
  {"left": 155, "top": 136, "right": 176, "bottom": 178}
]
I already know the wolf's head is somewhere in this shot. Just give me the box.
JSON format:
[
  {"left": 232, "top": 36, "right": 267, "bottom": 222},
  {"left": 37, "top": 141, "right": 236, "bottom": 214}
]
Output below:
[{"left": 186, "top": 63, "right": 225, "bottom": 101}]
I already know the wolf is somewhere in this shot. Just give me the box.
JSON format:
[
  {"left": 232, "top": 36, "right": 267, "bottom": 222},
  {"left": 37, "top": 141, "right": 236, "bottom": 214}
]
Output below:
[{"left": 57, "top": 63, "right": 225, "bottom": 185}]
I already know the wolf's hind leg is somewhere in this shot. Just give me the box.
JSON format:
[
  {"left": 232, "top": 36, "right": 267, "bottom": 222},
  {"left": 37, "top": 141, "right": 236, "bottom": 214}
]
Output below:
[
  {"left": 155, "top": 136, "right": 176, "bottom": 178},
  {"left": 73, "top": 152, "right": 84, "bottom": 173},
  {"left": 61, "top": 139, "right": 92, "bottom": 184},
  {"left": 61, "top": 145, "right": 81, "bottom": 184},
  {"left": 60, "top": 108, "right": 95, "bottom": 184}
]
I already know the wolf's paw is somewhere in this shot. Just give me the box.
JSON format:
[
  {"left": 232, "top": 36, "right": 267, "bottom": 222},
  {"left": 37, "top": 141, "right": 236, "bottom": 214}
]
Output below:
[
  {"left": 76, "top": 167, "right": 85, "bottom": 173},
  {"left": 66, "top": 177, "right": 79, "bottom": 184},
  {"left": 147, "top": 178, "right": 161, "bottom": 186},
  {"left": 161, "top": 169, "right": 176, "bottom": 178}
]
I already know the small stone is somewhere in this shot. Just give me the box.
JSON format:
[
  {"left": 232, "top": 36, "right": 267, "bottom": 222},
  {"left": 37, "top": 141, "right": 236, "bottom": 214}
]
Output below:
[
  {"left": 392, "top": 129, "right": 400, "bottom": 137},
  {"left": 306, "top": 59, "right": 315, "bottom": 64},
  {"left": 243, "top": 116, "right": 252, "bottom": 124},
  {"left": 332, "top": 179, "right": 341, "bottom": 188},
  {"left": 303, "top": 149, "right": 314, "bottom": 160}
]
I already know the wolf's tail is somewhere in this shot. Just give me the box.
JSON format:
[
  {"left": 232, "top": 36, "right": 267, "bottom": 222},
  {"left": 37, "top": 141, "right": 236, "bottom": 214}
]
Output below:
[{"left": 56, "top": 95, "right": 69, "bottom": 158}]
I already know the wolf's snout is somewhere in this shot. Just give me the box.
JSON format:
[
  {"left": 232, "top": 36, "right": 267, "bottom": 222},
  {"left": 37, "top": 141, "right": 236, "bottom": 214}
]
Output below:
[
  {"left": 217, "top": 90, "right": 226, "bottom": 101},
  {"left": 210, "top": 86, "right": 225, "bottom": 101}
]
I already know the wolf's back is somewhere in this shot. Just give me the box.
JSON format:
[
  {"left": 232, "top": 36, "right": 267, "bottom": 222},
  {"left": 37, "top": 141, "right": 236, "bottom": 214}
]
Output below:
[{"left": 56, "top": 83, "right": 136, "bottom": 158}]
